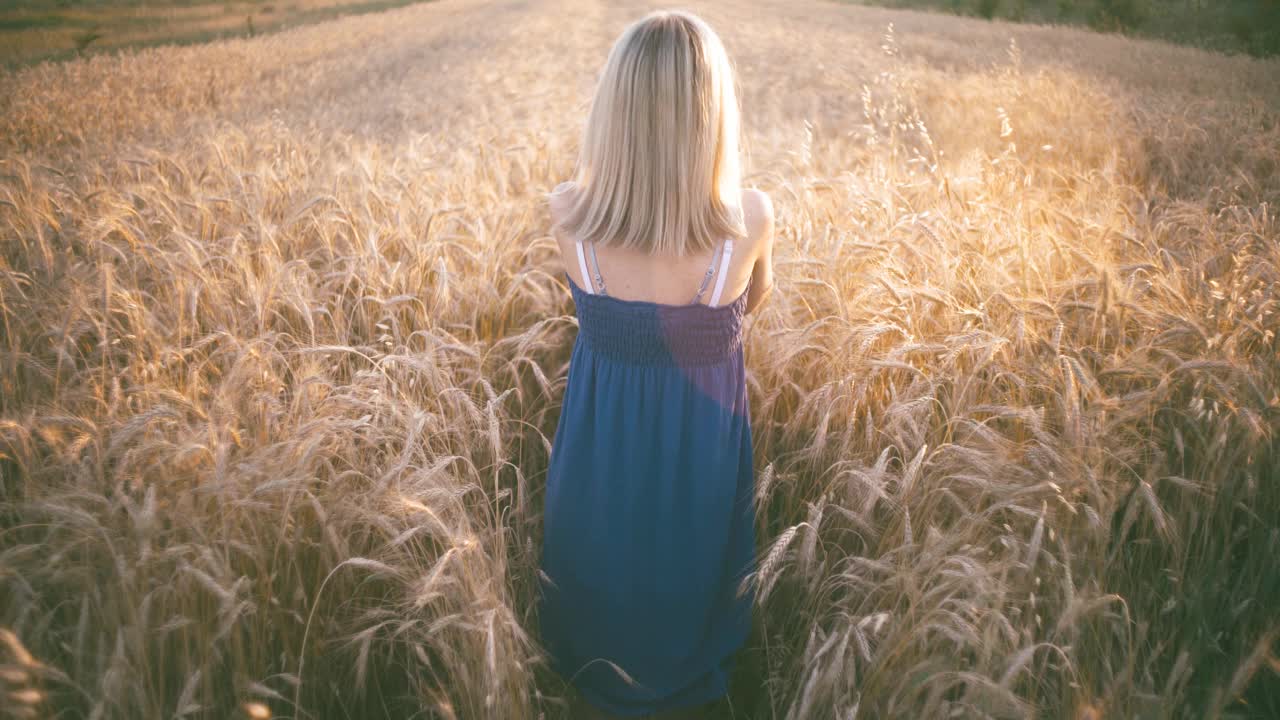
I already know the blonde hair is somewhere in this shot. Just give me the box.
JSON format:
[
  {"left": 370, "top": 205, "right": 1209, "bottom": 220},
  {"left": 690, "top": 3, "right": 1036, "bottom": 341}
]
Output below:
[{"left": 551, "top": 9, "right": 746, "bottom": 256}]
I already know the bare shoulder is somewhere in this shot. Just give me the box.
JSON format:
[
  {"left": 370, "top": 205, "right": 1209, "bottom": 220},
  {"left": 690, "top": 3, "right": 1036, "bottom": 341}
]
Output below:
[
  {"left": 548, "top": 181, "right": 578, "bottom": 252},
  {"left": 739, "top": 187, "right": 775, "bottom": 255},
  {"left": 741, "top": 188, "right": 773, "bottom": 231},
  {"left": 549, "top": 180, "right": 577, "bottom": 221}
]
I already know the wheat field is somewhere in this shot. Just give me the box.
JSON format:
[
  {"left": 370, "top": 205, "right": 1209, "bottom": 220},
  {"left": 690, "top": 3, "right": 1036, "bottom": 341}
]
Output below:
[
  {"left": 1, "top": 0, "right": 1278, "bottom": 718},
  {"left": 0, "top": 0, "right": 424, "bottom": 67}
]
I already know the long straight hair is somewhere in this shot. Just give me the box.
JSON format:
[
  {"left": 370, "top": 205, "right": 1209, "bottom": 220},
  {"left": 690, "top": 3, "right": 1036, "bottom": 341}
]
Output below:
[{"left": 551, "top": 10, "right": 746, "bottom": 256}]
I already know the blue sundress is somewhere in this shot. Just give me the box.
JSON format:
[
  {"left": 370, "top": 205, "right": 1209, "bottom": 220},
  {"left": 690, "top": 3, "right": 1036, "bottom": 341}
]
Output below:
[{"left": 537, "top": 235, "right": 757, "bottom": 716}]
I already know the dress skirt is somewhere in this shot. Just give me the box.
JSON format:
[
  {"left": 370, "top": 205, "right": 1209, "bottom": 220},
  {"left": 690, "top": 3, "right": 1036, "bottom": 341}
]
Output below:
[{"left": 537, "top": 276, "right": 756, "bottom": 716}]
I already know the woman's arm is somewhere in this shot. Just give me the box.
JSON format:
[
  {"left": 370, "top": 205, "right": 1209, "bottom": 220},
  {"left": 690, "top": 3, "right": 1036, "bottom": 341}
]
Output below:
[{"left": 743, "top": 188, "right": 775, "bottom": 315}]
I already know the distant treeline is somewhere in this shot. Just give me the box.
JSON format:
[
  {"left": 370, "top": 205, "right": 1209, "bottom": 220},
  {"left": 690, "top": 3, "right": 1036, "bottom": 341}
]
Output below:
[{"left": 848, "top": 0, "right": 1280, "bottom": 56}]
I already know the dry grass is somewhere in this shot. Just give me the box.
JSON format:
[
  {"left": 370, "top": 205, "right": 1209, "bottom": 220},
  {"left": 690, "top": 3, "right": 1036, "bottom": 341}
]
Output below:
[{"left": 1, "top": 0, "right": 1278, "bottom": 718}]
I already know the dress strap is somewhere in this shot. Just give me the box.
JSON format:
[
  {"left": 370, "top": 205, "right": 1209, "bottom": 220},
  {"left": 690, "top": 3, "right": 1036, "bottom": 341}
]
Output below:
[
  {"left": 708, "top": 238, "right": 734, "bottom": 307},
  {"left": 574, "top": 240, "right": 596, "bottom": 294},
  {"left": 585, "top": 240, "right": 608, "bottom": 296},
  {"left": 691, "top": 240, "right": 725, "bottom": 305}
]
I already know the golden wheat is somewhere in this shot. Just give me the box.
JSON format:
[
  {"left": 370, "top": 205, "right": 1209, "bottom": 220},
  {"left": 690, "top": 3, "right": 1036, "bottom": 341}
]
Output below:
[{"left": 0, "top": 0, "right": 1277, "bottom": 718}]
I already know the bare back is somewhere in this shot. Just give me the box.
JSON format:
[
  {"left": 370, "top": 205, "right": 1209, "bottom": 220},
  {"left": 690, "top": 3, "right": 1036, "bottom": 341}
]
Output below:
[{"left": 550, "top": 183, "right": 775, "bottom": 313}]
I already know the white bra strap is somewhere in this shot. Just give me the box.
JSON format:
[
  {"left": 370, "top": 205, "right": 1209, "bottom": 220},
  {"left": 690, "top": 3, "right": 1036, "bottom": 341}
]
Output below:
[
  {"left": 574, "top": 240, "right": 595, "bottom": 294},
  {"left": 708, "top": 238, "right": 734, "bottom": 306}
]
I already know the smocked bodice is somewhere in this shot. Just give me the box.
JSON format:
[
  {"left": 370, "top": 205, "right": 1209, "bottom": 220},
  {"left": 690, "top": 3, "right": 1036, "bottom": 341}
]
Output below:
[{"left": 567, "top": 273, "right": 748, "bottom": 367}]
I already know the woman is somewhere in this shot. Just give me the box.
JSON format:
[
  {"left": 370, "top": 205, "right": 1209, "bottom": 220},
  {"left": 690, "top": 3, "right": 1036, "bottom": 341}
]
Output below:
[{"left": 537, "top": 9, "right": 775, "bottom": 719}]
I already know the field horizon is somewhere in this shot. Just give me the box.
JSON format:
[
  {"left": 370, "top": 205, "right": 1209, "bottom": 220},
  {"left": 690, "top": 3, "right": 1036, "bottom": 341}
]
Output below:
[
  {"left": 0, "top": 0, "right": 433, "bottom": 69},
  {"left": 2, "top": 0, "right": 1278, "bottom": 718}
]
